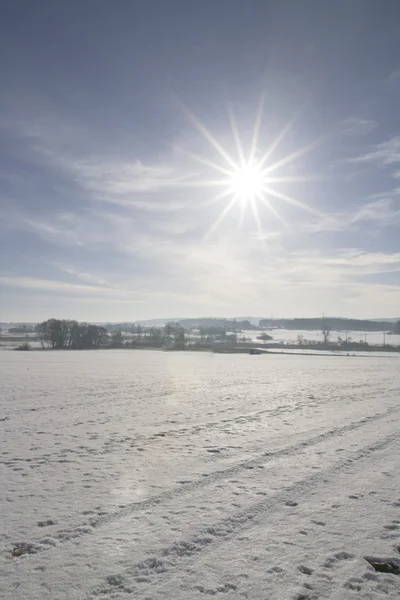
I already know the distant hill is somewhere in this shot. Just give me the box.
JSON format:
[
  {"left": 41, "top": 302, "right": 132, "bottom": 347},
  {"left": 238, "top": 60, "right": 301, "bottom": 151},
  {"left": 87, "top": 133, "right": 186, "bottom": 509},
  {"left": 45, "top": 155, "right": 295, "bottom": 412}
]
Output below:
[
  {"left": 259, "top": 317, "right": 397, "bottom": 332},
  {"left": 369, "top": 318, "right": 398, "bottom": 323},
  {"left": 2, "top": 316, "right": 398, "bottom": 331},
  {"left": 177, "top": 318, "right": 259, "bottom": 330}
]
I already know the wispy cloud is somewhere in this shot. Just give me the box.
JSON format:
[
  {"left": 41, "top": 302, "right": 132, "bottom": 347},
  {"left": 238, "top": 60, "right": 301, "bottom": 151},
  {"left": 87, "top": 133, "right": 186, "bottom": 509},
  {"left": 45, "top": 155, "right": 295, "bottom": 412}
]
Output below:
[
  {"left": 1, "top": 207, "right": 83, "bottom": 247},
  {"left": 0, "top": 275, "right": 126, "bottom": 298},
  {"left": 351, "top": 197, "right": 400, "bottom": 225},
  {"left": 2, "top": 240, "right": 400, "bottom": 319},
  {"left": 2, "top": 107, "right": 400, "bottom": 320},
  {"left": 2, "top": 116, "right": 199, "bottom": 211},
  {"left": 57, "top": 158, "right": 196, "bottom": 208},
  {"left": 339, "top": 117, "right": 377, "bottom": 136},
  {"left": 345, "top": 136, "right": 400, "bottom": 168},
  {"left": 49, "top": 264, "right": 114, "bottom": 287},
  {"left": 284, "top": 196, "right": 400, "bottom": 235}
]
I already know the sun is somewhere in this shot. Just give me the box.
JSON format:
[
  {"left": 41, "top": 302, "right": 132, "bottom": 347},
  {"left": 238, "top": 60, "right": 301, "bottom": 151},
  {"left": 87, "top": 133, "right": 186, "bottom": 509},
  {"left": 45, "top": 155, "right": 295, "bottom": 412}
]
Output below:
[
  {"left": 175, "top": 96, "right": 322, "bottom": 236},
  {"left": 229, "top": 163, "right": 265, "bottom": 203}
]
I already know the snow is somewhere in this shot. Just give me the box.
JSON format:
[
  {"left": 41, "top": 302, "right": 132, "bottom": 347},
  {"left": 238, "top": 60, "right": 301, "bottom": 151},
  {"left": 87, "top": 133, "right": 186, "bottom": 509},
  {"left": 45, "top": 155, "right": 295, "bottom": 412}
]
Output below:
[
  {"left": 245, "top": 329, "right": 400, "bottom": 346},
  {"left": 1, "top": 349, "right": 400, "bottom": 599}
]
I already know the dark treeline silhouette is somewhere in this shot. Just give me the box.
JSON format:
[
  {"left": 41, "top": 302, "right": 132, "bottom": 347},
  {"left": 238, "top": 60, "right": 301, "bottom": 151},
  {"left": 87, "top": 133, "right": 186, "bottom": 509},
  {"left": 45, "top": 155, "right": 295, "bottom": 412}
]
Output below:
[
  {"left": 259, "top": 317, "right": 397, "bottom": 332},
  {"left": 8, "top": 325, "right": 35, "bottom": 334},
  {"left": 26, "top": 317, "right": 399, "bottom": 353},
  {"left": 125, "top": 321, "right": 187, "bottom": 349},
  {"left": 177, "top": 318, "right": 259, "bottom": 331},
  {"left": 35, "top": 319, "right": 192, "bottom": 350},
  {"left": 33, "top": 318, "right": 245, "bottom": 351},
  {"left": 36, "top": 319, "right": 108, "bottom": 349},
  {"left": 115, "top": 321, "right": 240, "bottom": 350}
]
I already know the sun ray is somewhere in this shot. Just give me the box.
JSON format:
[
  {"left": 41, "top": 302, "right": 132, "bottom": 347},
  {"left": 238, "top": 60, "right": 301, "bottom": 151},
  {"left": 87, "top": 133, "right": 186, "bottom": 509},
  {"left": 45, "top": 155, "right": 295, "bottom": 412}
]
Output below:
[
  {"left": 227, "top": 103, "right": 246, "bottom": 167},
  {"left": 263, "top": 175, "right": 325, "bottom": 184},
  {"left": 248, "top": 196, "right": 264, "bottom": 240},
  {"left": 205, "top": 197, "right": 237, "bottom": 239},
  {"left": 202, "top": 187, "right": 234, "bottom": 207},
  {"left": 172, "top": 145, "right": 233, "bottom": 177},
  {"left": 178, "top": 100, "right": 238, "bottom": 170},
  {"left": 174, "top": 178, "right": 231, "bottom": 189},
  {"left": 262, "top": 131, "right": 332, "bottom": 178},
  {"left": 262, "top": 186, "right": 323, "bottom": 217},
  {"left": 256, "top": 113, "right": 299, "bottom": 170},
  {"left": 238, "top": 198, "right": 246, "bottom": 227},
  {"left": 256, "top": 193, "right": 289, "bottom": 229},
  {"left": 249, "top": 94, "right": 265, "bottom": 164}
]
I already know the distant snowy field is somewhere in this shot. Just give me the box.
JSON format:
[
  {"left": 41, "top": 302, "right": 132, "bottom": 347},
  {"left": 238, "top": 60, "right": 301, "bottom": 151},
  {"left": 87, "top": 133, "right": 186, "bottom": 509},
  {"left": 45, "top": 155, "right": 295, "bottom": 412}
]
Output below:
[
  {"left": 1, "top": 350, "right": 400, "bottom": 599},
  {"left": 245, "top": 329, "right": 400, "bottom": 346},
  {"left": 2, "top": 328, "right": 400, "bottom": 351}
]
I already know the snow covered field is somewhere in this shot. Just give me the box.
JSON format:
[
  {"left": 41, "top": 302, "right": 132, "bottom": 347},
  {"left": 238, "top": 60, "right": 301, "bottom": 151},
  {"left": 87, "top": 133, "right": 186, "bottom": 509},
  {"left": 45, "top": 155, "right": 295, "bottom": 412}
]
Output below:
[
  {"left": 1, "top": 349, "right": 400, "bottom": 599},
  {"left": 246, "top": 329, "right": 400, "bottom": 347}
]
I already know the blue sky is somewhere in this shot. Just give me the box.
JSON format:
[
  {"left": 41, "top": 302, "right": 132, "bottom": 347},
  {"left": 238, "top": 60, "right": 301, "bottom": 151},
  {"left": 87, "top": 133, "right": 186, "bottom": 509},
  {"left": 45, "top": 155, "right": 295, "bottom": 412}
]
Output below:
[{"left": 1, "top": 0, "right": 400, "bottom": 321}]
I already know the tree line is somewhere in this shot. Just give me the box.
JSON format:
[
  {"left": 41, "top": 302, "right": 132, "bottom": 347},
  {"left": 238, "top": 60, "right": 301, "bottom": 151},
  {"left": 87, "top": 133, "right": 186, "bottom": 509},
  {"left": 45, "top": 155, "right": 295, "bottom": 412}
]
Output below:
[
  {"left": 34, "top": 319, "right": 192, "bottom": 350},
  {"left": 35, "top": 319, "right": 108, "bottom": 349},
  {"left": 33, "top": 319, "right": 243, "bottom": 350},
  {"left": 259, "top": 317, "right": 399, "bottom": 332}
]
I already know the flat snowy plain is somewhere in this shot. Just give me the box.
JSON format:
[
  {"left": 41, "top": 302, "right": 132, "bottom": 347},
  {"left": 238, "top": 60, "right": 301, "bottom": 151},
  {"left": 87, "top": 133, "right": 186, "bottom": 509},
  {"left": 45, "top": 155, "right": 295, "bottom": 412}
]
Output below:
[{"left": 1, "top": 349, "right": 400, "bottom": 600}]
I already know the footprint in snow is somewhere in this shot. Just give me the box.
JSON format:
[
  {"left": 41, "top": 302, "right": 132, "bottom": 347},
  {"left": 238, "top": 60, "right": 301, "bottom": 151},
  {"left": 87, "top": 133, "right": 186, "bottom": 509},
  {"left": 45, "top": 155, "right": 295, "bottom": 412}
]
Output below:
[
  {"left": 364, "top": 556, "right": 400, "bottom": 575},
  {"left": 344, "top": 578, "right": 363, "bottom": 591},
  {"left": 268, "top": 566, "right": 285, "bottom": 574},
  {"left": 384, "top": 524, "right": 399, "bottom": 531},
  {"left": 303, "top": 582, "right": 313, "bottom": 590},
  {"left": 37, "top": 519, "right": 56, "bottom": 528},
  {"left": 323, "top": 551, "right": 355, "bottom": 569},
  {"left": 298, "top": 565, "right": 313, "bottom": 575}
]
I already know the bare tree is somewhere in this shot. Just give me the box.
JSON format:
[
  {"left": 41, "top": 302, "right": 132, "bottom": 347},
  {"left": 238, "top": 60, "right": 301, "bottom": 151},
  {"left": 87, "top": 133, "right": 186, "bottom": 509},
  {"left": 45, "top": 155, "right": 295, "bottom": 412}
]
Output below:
[
  {"left": 321, "top": 326, "right": 331, "bottom": 346},
  {"left": 110, "top": 331, "right": 124, "bottom": 347},
  {"left": 35, "top": 319, "right": 107, "bottom": 349},
  {"left": 147, "top": 327, "right": 163, "bottom": 347},
  {"left": 35, "top": 321, "right": 49, "bottom": 348}
]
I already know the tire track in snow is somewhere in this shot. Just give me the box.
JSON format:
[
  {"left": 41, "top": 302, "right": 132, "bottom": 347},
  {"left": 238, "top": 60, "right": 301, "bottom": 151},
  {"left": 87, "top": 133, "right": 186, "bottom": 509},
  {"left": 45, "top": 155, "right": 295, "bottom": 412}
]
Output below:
[
  {"left": 99, "top": 382, "right": 400, "bottom": 452},
  {"left": 4, "top": 397, "right": 306, "bottom": 465},
  {"left": 8, "top": 404, "right": 399, "bottom": 558},
  {"left": 90, "top": 430, "right": 400, "bottom": 598},
  {"left": 95, "top": 403, "right": 400, "bottom": 526},
  {"left": 98, "top": 400, "right": 298, "bottom": 453}
]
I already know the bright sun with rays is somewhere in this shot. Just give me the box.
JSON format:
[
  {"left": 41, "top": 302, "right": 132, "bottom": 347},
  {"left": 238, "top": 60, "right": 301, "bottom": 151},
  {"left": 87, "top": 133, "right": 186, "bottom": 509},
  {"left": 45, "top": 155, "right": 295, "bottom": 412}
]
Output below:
[
  {"left": 177, "top": 97, "right": 321, "bottom": 236},
  {"left": 229, "top": 164, "right": 265, "bottom": 204}
]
